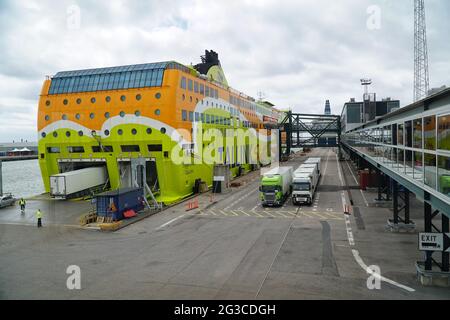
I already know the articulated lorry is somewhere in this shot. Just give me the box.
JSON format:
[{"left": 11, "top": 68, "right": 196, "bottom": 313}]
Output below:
[
  {"left": 50, "top": 167, "right": 108, "bottom": 199},
  {"left": 260, "top": 166, "right": 293, "bottom": 206},
  {"left": 291, "top": 161, "right": 320, "bottom": 205}
]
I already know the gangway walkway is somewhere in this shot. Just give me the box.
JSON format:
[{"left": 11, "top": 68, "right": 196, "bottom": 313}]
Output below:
[{"left": 341, "top": 87, "right": 450, "bottom": 284}]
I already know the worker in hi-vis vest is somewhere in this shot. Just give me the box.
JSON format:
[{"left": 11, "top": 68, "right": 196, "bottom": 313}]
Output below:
[
  {"left": 36, "top": 209, "right": 43, "bottom": 228},
  {"left": 19, "top": 198, "right": 26, "bottom": 214}
]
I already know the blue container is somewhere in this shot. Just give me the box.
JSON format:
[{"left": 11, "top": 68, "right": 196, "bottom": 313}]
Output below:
[{"left": 95, "top": 187, "right": 145, "bottom": 220}]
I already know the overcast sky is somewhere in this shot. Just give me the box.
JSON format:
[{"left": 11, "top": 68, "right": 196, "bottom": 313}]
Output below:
[{"left": 0, "top": 0, "right": 449, "bottom": 142}]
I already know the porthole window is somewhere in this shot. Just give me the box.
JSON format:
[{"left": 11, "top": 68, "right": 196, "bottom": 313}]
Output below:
[
  {"left": 78, "top": 130, "right": 83, "bottom": 136},
  {"left": 119, "top": 111, "right": 125, "bottom": 117},
  {"left": 63, "top": 99, "right": 68, "bottom": 105},
  {"left": 118, "top": 129, "right": 123, "bottom": 135},
  {"left": 106, "top": 96, "right": 111, "bottom": 102},
  {"left": 120, "top": 95, "right": 126, "bottom": 102},
  {"left": 41, "top": 132, "right": 46, "bottom": 138},
  {"left": 45, "top": 115, "right": 50, "bottom": 121},
  {"left": 76, "top": 98, "right": 82, "bottom": 104},
  {"left": 62, "top": 114, "right": 67, "bottom": 120},
  {"left": 146, "top": 128, "right": 152, "bottom": 135},
  {"left": 136, "top": 94, "right": 142, "bottom": 101},
  {"left": 89, "top": 113, "right": 95, "bottom": 119},
  {"left": 104, "top": 112, "right": 110, "bottom": 119},
  {"left": 91, "top": 97, "right": 96, "bottom": 103},
  {"left": 53, "top": 132, "right": 58, "bottom": 137},
  {"left": 135, "top": 110, "right": 141, "bottom": 117},
  {"left": 154, "top": 109, "right": 160, "bottom": 116},
  {"left": 66, "top": 131, "right": 71, "bottom": 137},
  {"left": 131, "top": 128, "right": 137, "bottom": 135},
  {"left": 160, "top": 127, "right": 166, "bottom": 134},
  {"left": 190, "top": 96, "right": 192, "bottom": 102},
  {"left": 155, "top": 92, "right": 161, "bottom": 99},
  {"left": 75, "top": 113, "right": 81, "bottom": 120},
  {"left": 104, "top": 129, "right": 110, "bottom": 136},
  {"left": 182, "top": 94, "right": 185, "bottom": 101},
  {"left": 45, "top": 100, "right": 50, "bottom": 106}
]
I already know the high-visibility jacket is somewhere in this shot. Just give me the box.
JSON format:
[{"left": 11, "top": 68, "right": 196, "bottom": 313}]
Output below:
[
  {"left": 19, "top": 199, "right": 26, "bottom": 206},
  {"left": 36, "top": 210, "right": 42, "bottom": 219}
]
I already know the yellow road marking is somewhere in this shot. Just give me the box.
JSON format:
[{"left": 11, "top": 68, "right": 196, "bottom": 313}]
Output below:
[
  {"left": 219, "top": 210, "right": 232, "bottom": 216},
  {"left": 300, "top": 212, "right": 314, "bottom": 219},
  {"left": 238, "top": 210, "right": 251, "bottom": 216},
  {"left": 276, "top": 212, "right": 289, "bottom": 218},
  {"left": 265, "top": 211, "right": 277, "bottom": 218},
  {"left": 252, "top": 211, "right": 264, "bottom": 217},
  {"left": 313, "top": 212, "right": 328, "bottom": 219}
]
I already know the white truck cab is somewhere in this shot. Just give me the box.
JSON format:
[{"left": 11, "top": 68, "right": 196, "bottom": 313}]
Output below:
[{"left": 291, "top": 159, "right": 320, "bottom": 205}]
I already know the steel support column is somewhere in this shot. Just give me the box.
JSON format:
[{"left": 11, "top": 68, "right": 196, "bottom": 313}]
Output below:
[
  {"left": 424, "top": 202, "right": 433, "bottom": 270},
  {"left": 393, "top": 180, "right": 399, "bottom": 224},
  {"left": 404, "top": 188, "right": 410, "bottom": 224}
]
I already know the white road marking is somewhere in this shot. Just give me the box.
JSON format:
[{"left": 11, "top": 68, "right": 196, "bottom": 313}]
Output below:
[
  {"left": 345, "top": 160, "right": 359, "bottom": 184},
  {"left": 336, "top": 153, "right": 415, "bottom": 293},
  {"left": 359, "top": 190, "right": 369, "bottom": 207},
  {"left": 345, "top": 159, "right": 369, "bottom": 207},
  {"left": 352, "top": 249, "right": 415, "bottom": 292},
  {"left": 156, "top": 214, "right": 185, "bottom": 230}
]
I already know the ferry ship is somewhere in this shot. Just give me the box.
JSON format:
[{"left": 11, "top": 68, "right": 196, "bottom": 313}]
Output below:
[{"left": 37, "top": 50, "right": 283, "bottom": 204}]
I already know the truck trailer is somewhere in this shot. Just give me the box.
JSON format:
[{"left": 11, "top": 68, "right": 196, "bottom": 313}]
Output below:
[
  {"left": 260, "top": 166, "right": 293, "bottom": 206},
  {"left": 50, "top": 167, "right": 108, "bottom": 199},
  {"left": 304, "top": 157, "right": 322, "bottom": 175},
  {"left": 292, "top": 163, "right": 320, "bottom": 205}
]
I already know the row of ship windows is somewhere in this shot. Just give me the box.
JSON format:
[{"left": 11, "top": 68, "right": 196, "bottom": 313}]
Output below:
[
  {"left": 180, "top": 110, "right": 258, "bottom": 128},
  {"left": 47, "top": 144, "right": 164, "bottom": 154},
  {"left": 180, "top": 95, "right": 253, "bottom": 117},
  {"left": 179, "top": 76, "right": 271, "bottom": 116},
  {"left": 44, "top": 109, "right": 161, "bottom": 122},
  {"left": 45, "top": 93, "right": 162, "bottom": 107},
  {"left": 180, "top": 77, "right": 219, "bottom": 99},
  {"left": 41, "top": 127, "right": 166, "bottom": 139},
  {"left": 48, "top": 69, "right": 164, "bottom": 94}
]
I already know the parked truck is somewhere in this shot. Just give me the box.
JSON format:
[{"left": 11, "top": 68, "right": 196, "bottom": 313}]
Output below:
[
  {"left": 304, "top": 157, "right": 321, "bottom": 175},
  {"left": 50, "top": 167, "right": 108, "bottom": 199},
  {"left": 260, "top": 166, "right": 293, "bottom": 206},
  {"left": 292, "top": 162, "right": 320, "bottom": 205}
]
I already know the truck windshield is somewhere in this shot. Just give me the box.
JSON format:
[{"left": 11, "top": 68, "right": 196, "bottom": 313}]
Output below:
[
  {"left": 261, "top": 185, "right": 279, "bottom": 192},
  {"left": 293, "top": 183, "right": 310, "bottom": 191}
]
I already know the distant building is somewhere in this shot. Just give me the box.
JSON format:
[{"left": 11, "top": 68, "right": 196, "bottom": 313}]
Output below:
[
  {"left": 341, "top": 94, "right": 400, "bottom": 133},
  {"left": 324, "top": 100, "right": 331, "bottom": 115},
  {"left": 0, "top": 142, "right": 38, "bottom": 157}
]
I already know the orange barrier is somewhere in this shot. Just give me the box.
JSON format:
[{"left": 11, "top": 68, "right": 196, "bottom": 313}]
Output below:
[{"left": 186, "top": 198, "right": 199, "bottom": 211}]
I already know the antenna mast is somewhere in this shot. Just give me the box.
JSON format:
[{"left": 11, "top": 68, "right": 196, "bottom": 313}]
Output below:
[{"left": 414, "top": 0, "right": 430, "bottom": 102}]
